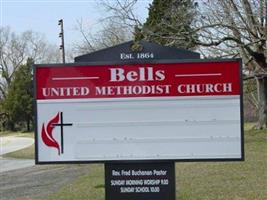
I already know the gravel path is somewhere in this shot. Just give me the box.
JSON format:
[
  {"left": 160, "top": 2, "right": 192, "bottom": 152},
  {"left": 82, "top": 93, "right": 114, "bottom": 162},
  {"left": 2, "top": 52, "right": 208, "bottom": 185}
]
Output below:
[{"left": 0, "top": 164, "right": 90, "bottom": 200}]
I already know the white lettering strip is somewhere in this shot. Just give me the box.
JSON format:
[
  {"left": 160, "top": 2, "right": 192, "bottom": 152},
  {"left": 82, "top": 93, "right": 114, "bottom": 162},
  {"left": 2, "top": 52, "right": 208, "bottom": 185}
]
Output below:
[
  {"left": 76, "top": 136, "right": 240, "bottom": 144},
  {"left": 74, "top": 119, "right": 239, "bottom": 128},
  {"left": 175, "top": 73, "right": 222, "bottom": 77},
  {"left": 52, "top": 77, "right": 99, "bottom": 80}
]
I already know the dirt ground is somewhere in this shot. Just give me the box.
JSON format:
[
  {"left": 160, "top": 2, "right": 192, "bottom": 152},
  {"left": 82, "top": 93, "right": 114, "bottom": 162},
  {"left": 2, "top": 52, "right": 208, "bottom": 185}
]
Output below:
[{"left": 0, "top": 164, "right": 90, "bottom": 200}]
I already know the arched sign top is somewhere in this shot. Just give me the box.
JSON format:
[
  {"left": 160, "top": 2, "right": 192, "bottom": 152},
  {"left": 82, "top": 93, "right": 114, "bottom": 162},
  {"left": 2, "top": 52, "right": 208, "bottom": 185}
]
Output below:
[{"left": 74, "top": 40, "right": 200, "bottom": 63}]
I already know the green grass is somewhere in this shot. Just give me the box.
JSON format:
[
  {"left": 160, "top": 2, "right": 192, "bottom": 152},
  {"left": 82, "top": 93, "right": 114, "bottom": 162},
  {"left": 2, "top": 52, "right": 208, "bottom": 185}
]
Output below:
[
  {"left": 244, "top": 122, "right": 257, "bottom": 131},
  {"left": 47, "top": 127, "right": 267, "bottom": 200},
  {"left": 48, "top": 164, "right": 105, "bottom": 200},
  {"left": 2, "top": 144, "right": 35, "bottom": 159},
  {"left": 176, "top": 129, "right": 267, "bottom": 200}
]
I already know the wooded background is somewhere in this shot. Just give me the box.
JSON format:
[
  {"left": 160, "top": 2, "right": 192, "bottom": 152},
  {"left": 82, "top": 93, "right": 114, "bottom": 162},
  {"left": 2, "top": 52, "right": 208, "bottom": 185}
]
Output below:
[{"left": 0, "top": 0, "right": 266, "bottom": 131}]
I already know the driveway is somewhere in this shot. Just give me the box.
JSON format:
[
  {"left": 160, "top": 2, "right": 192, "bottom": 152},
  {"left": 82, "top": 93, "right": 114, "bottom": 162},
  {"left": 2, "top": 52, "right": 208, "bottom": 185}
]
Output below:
[
  {"left": 0, "top": 136, "right": 93, "bottom": 200},
  {"left": 0, "top": 136, "right": 35, "bottom": 173},
  {"left": 0, "top": 164, "right": 91, "bottom": 200}
]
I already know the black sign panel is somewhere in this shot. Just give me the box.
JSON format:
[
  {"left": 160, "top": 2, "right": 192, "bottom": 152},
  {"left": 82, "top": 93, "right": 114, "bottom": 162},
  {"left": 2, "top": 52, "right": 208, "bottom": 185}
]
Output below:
[
  {"left": 105, "top": 162, "right": 175, "bottom": 200},
  {"left": 75, "top": 40, "right": 200, "bottom": 63}
]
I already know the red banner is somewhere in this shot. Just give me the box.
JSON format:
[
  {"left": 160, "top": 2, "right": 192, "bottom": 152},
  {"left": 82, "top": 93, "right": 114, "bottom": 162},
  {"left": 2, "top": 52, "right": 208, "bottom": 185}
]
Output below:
[{"left": 36, "top": 61, "right": 241, "bottom": 100}]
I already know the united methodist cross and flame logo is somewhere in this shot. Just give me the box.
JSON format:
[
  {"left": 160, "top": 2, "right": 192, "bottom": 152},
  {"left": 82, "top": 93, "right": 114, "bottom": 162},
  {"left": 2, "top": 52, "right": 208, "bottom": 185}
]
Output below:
[{"left": 41, "top": 112, "right": 72, "bottom": 155}]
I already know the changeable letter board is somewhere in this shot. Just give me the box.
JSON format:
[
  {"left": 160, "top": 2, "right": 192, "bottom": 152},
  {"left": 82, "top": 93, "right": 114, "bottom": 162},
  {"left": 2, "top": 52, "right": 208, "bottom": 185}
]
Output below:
[{"left": 35, "top": 59, "right": 244, "bottom": 163}]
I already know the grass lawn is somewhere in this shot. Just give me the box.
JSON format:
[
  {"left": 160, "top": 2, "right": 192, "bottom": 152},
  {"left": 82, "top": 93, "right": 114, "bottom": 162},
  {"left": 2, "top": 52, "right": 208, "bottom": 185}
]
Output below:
[{"left": 46, "top": 125, "right": 267, "bottom": 200}]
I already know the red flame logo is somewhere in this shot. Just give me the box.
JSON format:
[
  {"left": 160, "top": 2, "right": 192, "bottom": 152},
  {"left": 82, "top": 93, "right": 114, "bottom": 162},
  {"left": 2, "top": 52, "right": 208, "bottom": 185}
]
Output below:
[{"left": 41, "top": 112, "right": 60, "bottom": 155}]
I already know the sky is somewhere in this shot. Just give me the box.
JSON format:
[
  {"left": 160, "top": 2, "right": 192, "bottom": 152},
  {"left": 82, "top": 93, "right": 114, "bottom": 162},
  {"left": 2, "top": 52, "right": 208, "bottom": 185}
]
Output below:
[{"left": 1, "top": 0, "right": 152, "bottom": 48}]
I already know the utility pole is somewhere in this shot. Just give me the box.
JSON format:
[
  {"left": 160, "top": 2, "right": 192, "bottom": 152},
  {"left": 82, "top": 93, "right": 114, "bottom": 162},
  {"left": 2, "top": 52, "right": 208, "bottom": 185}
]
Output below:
[{"left": 58, "top": 19, "right": 65, "bottom": 63}]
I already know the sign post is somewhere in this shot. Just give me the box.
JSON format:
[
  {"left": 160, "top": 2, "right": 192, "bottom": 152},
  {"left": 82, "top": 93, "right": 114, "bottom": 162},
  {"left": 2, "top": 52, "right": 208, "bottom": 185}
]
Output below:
[{"left": 34, "top": 42, "right": 243, "bottom": 199}]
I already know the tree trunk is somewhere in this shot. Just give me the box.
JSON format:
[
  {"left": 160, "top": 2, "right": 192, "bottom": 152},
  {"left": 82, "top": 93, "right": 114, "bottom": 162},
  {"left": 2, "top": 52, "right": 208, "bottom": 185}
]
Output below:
[
  {"left": 6, "top": 120, "right": 15, "bottom": 131},
  {"left": 256, "top": 76, "right": 267, "bottom": 129},
  {"left": 27, "top": 118, "right": 30, "bottom": 132}
]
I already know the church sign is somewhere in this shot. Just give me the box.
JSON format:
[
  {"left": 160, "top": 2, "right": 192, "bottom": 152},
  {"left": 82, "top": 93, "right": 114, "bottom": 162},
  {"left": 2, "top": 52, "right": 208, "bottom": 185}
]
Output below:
[{"left": 34, "top": 59, "right": 244, "bottom": 163}]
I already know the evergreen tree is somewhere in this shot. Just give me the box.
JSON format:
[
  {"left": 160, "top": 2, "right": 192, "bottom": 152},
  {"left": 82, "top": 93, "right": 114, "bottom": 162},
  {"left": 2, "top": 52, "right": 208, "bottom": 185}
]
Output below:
[
  {"left": 138, "top": 0, "right": 198, "bottom": 49},
  {"left": 3, "top": 58, "right": 34, "bottom": 131}
]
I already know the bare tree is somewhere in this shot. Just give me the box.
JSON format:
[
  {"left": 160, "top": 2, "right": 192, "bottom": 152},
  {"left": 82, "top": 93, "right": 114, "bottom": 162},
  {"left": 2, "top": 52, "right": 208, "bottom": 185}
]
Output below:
[
  {"left": 196, "top": 0, "right": 267, "bottom": 129},
  {"left": 74, "top": 0, "right": 144, "bottom": 54},
  {"left": 0, "top": 27, "right": 29, "bottom": 98},
  {"left": 74, "top": 18, "right": 133, "bottom": 54},
  {"left": 100, "top": 0, "right": 142, "bottom": 28},
  {"left": 0, "top": 26, "right": 61, "bottom": 99}
]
